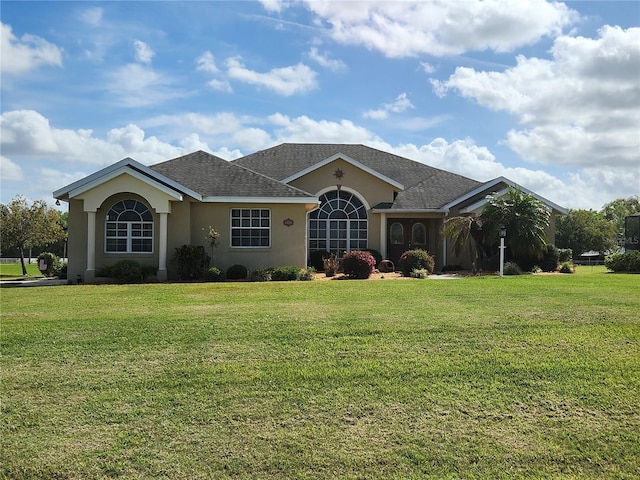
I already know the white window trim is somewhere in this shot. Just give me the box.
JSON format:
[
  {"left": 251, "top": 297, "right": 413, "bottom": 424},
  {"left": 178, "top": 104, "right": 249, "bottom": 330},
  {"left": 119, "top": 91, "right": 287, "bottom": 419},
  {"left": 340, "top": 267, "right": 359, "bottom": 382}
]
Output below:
[{"left": 230, "top": 208, "right": 271, "bottom": 249}]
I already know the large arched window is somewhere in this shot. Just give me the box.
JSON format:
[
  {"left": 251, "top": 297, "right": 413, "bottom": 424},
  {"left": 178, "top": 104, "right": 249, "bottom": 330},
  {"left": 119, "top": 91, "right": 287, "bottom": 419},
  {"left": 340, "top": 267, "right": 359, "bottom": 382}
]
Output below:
[
  {"left": 309, "top": 190, "right": 367, "bottom": 255},
  {"left": 105, "top": 199, "right": 153, "bottom": 253}
]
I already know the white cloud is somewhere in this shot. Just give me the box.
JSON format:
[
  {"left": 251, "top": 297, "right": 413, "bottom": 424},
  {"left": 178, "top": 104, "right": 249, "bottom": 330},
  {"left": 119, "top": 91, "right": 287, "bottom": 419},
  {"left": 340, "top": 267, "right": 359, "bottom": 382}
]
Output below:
[
  {"left": 308, "top": 47, "right": 347, "bottom": 72},
  {"left": 302, "top": 0, "right": 578, "bottom": 58},
  {"left": 364, "top": 93, "right": 414, "bottom": 119},
  {"left": 0, "top": 22, "right": 63, "bottom": 75},
  {"left": 225, "top": 56, "right": 318, "bottom": 96},
  {"left": 133, "top": 40, "right": 155, "bottom": 64},
  {"left": 196, "top": 51, "right": 219, "bottom": 74},
  {"left": 259, "top": 0, "right": 287, "bottom": 13},
  {"left": 0, "top": 156, "right": 24, "bottom": 182},
  {"left": 79, "top": 7, "right": 103, "bottom": 27},
  {"left": 106, "top": 63, "right": 188, "bottom": 107},
  {"left": 432, "top": 26, "right": 640, "bottom": 171}
]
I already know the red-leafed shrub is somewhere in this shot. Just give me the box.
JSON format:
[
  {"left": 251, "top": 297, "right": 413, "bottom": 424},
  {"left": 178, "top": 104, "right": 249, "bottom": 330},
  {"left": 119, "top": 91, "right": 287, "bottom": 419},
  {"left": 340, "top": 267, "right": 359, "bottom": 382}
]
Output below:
[{"left": 342, "top": 250, "right": 376, "bottom": 279}]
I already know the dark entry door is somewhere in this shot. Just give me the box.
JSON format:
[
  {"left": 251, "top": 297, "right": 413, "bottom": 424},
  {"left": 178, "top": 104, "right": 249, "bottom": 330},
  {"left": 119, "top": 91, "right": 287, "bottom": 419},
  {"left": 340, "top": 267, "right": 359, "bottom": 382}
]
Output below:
[{"left": 387, "top": 219, "right": 428, "bottom": 266}]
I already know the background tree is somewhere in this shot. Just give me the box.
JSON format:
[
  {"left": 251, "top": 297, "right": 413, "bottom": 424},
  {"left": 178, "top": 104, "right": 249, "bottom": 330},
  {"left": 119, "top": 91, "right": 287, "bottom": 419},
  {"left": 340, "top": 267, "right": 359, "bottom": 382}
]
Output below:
[
  {"left": 556, "top": 209, "right": 618, "bottom": 255},
  {"left": 480, "top": 187, "right": 550, "bottom": 266},
  {"left": 601, "top": 196, "right": 640, "bottom": 235},
  {"left": 0, "top": 196, "right": 65, "bottom": 275}
]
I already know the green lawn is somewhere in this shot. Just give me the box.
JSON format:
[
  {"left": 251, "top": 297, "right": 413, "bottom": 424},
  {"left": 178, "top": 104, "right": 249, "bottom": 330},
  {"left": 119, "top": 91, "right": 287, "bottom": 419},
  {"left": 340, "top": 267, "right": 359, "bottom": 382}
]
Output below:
[
  {"left": 0, "top": 262, "right": 43, "bottom": 278},
  {"left": 1, "top": 269, "right": 639, "bottom": 479}
]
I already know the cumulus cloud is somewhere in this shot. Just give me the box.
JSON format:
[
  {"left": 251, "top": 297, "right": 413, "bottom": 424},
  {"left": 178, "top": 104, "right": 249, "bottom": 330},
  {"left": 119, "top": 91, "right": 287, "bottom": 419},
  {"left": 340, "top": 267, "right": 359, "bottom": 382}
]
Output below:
[
  {"left": 0, "top": 22, "right": 63, "bottom": 75},
  {"left": 364, "top": 92, "right": 414, "bottom": 119},
  {"left": 225, "top": 57, "right": 318, "bottom": 96},
  {"left": 308, "top": 47, "right": 347, "bottom": 72},
  {"left": 133, "top": 40, "right": 155, "bottom": 64},
  {"left": 301, "top": 0, "right": 578, "bottom": 57},
  {"left": 432, "top": 26, "right": 640, "bottom": 171},
  {"left": 0, "top": 155, "right": 24, "bottom": 182}
]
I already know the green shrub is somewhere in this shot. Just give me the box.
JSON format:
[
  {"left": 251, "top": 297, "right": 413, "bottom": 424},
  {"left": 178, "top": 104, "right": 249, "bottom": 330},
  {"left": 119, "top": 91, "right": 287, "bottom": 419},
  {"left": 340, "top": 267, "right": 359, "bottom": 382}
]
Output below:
[
  {"left": 205, "top": 266, "right": 226, "bottom": 282},
  {"left": 559, "top": 261, "right": 575, "bottom": 274},
  {"left": 605, "top": 251, "right": 640, "bottom": 272},
  {"left": 539, "top": 244, "right": 560, "bottom": 272},
  {"left": 98, "top": 260, "right": 156, "bottom": 283},
  {"left": 342, "top": 250, "right": 376, "bottom": 279},
  {"left": 399, "top": 249, "right": 435, "bottom": 277},
  {"left": 411, "top": 268, "right": 429, "bottom": 279},
  {"left": 226, "top": 264, "right": 248, "bottom": 280},
  {"left": 558, "top": 248, "right": 573, "bottom": 263},
  {"left": 172, "top": 245, "right": 210, "bottom": 280},
  {"left": 503, "top": 262, "right": 522, "bottom": 275},
  {"left": 297, "top": 267, "right": 316, "bottom": 281},
  {"left": 250, "top": 268, "right": 272, "bottom": 282},
  {"left": 308, "top": 250, "right": 329, "bottom": 271},
  {"left": 36, "top": 252, "right": 60, "bottom": 277},
  {"left": 271, "top": 266, "right": 302, "bottom": 281}
]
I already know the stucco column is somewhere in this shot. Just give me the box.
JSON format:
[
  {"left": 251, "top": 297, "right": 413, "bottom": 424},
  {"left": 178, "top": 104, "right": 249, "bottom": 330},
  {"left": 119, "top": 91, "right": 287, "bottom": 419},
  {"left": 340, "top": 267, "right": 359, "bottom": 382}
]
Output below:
[
  {"left": 379, "top": 213, "right": 387, "bottom": 260},
  {"left": 158, "top": 212, "right": 168, "bottom": 281},
  {"left": 85, "top": 210, "right": 96, "bottom": 283}
]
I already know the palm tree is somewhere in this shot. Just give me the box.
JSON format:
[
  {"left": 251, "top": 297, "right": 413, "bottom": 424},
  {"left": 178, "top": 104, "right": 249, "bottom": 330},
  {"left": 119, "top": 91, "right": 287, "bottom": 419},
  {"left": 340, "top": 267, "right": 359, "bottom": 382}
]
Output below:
[
  {"left": 442, "top": 215, "right": 486, "bottom": 265},
  {"left": 480, "top": 186, "right": 550, "bottom": 263}
]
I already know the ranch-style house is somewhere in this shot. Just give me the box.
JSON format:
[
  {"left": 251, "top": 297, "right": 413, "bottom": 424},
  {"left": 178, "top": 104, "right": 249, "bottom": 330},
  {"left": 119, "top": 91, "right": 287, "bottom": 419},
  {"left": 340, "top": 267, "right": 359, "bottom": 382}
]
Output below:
[{"left": 54, "top": 143, "right": 566, "bottom": 282}]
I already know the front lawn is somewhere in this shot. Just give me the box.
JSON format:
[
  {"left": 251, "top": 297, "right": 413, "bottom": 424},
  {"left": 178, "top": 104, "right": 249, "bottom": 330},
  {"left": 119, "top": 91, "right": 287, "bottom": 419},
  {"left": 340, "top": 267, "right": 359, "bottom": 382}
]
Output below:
[{"left": 1, "top": 271, "right": 638, "bottom": 479}]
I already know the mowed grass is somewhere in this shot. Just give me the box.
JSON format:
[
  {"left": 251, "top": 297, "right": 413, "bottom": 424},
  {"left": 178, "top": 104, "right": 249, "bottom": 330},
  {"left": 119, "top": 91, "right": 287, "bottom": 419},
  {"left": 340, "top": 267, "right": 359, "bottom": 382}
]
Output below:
[
  {"left": 1, "top": 268, "right": 639, "bottom": 479},
  {"left": 0, "top": 262, "right": 42, "bottom": 278}
]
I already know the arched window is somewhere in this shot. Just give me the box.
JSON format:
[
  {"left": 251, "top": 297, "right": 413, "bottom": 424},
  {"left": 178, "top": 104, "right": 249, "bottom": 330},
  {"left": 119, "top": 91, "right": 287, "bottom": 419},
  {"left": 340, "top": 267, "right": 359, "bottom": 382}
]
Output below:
[
  {"left": 105, "top": 199, "right": 153, "bottom": 253},
  {"left": 309, "top": 190, "right": 367, "bottom": 255},
  {"left": 411, "top": 222, "right": 426, "bottom": 246},
  {"left": 390, "top": 222, "right": 404, "bottom": 244}
]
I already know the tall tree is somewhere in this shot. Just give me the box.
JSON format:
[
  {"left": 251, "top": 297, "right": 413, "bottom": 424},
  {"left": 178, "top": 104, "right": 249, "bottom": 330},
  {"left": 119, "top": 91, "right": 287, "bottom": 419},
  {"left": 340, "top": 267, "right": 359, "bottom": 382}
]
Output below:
[
  {"left": 480, "top": 187, "right": 550, "bottom": 263},
  {"left": 556, "top": 209, "right": 618, "bottom": 255},
  {"left": 0, "top": 196, "right": 65, "bottom": 276},
  {"left": 601, "top": 196, "right": 640, "bottom": 234}
]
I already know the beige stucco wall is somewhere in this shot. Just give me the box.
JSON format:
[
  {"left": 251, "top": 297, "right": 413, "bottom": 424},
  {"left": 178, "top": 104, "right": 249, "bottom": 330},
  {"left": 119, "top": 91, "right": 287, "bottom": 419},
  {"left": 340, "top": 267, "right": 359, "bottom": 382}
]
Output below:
[
  {"left": 185, "top": 202, "right": 311, "bottom": 274},
  {"left": 66, "top": 198, "right": 88, "bottom": 282},
  {"left": 288, "top": 158, "right": 398, "bottom": 254}
]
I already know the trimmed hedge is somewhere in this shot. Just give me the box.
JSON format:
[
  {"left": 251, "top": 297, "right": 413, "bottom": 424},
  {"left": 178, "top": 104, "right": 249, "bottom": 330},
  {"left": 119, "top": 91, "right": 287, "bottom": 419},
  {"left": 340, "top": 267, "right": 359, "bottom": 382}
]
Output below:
[{"left": 226, "top": 264, "right": 248, "bottom": 280}]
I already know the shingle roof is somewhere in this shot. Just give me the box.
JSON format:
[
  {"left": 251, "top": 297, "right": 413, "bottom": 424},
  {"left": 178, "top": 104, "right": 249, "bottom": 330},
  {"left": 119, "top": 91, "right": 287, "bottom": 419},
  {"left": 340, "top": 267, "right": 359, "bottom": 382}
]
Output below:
[
  {"left": 149, "top": 150, "right": 315, "bottom": 199},
  {"left": 233, "top": 143, "right": 482, "bottom": 209}
]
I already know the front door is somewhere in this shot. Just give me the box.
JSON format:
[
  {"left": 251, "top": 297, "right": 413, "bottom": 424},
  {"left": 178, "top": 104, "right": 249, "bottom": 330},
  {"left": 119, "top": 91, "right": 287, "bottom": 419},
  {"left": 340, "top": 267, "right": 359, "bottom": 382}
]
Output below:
[{"left": 387, "top": 219, "right": 428, "bottom": 267}]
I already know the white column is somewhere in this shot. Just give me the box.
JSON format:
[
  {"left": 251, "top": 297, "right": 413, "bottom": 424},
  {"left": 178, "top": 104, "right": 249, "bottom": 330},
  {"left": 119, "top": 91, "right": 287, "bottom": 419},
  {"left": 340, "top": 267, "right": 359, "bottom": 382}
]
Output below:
[
  {"left": 379, "top": 213, "right": 387, "bottom": 260},
  {"left": 85, "top": 210, "right": 96, "bottom": 282},
  {"left": 158, "top": 212, "right": 168, "bottom": 281}
]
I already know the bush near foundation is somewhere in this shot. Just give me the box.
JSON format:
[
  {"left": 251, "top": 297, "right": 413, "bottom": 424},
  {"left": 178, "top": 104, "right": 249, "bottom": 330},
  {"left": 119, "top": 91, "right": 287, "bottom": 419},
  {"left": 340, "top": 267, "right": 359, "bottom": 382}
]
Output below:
[
  {"left": 342, "top": 250, "right": 376, "bottom": 279},
  {"left": 226, "top": 264, "right": 248, "bottom": 280},
  {"left": 399, "top": 249, "right": 435, "bottom": 277}
]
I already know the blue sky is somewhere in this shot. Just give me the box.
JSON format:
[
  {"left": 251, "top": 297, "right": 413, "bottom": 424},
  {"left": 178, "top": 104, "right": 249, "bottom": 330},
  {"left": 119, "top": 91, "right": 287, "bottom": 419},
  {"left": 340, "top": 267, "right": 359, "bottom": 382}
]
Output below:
[{"left": 1, "top": 1, "right": 638, "bottom": 211}]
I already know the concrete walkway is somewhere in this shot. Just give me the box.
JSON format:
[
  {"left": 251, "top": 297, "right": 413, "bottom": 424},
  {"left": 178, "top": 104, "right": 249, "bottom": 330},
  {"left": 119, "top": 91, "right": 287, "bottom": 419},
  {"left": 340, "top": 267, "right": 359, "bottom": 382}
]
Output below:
[{"left": 0, "top": 277, "right": 68, "bottom": 288}]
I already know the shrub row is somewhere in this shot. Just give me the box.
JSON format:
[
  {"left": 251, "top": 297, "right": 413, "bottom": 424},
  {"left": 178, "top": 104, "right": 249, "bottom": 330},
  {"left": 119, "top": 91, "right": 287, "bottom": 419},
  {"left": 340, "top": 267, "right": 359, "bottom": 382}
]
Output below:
[
  {"left": 97, "top": 260, "right": 157, "bottom": 283},
  {"left": 605, "top": 251, "right": 640, "bottom": 273}
]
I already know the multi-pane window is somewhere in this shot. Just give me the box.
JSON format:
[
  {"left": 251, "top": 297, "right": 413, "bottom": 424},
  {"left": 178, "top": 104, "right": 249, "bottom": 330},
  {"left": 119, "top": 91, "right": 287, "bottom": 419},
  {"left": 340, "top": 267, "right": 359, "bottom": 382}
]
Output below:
[
  {"left": 231, "top": 208, "right": 270, "bottom": 247},
  {"left": 309, "top": 190, "right": 368, "bottom": 255},
  {"left": 105, "top": 200, "right": 153, "bottom": 253}
]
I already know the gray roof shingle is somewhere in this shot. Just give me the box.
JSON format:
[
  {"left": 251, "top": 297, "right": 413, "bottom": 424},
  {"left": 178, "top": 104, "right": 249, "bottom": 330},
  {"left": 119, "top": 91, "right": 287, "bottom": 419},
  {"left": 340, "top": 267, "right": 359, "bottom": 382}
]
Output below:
[
  {"left": 233, "top": 143, "right": 482, "bottom": 209},
  {"left": 149, "top": 150, "right": 315, "bottom": 199}
]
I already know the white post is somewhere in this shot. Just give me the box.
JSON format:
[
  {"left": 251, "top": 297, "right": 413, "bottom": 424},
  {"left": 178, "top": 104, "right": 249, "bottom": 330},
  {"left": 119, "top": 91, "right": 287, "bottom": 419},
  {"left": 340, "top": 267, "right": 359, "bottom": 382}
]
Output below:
[{"left": 499, "top": 237, "right": 505, "bottom": 277}]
